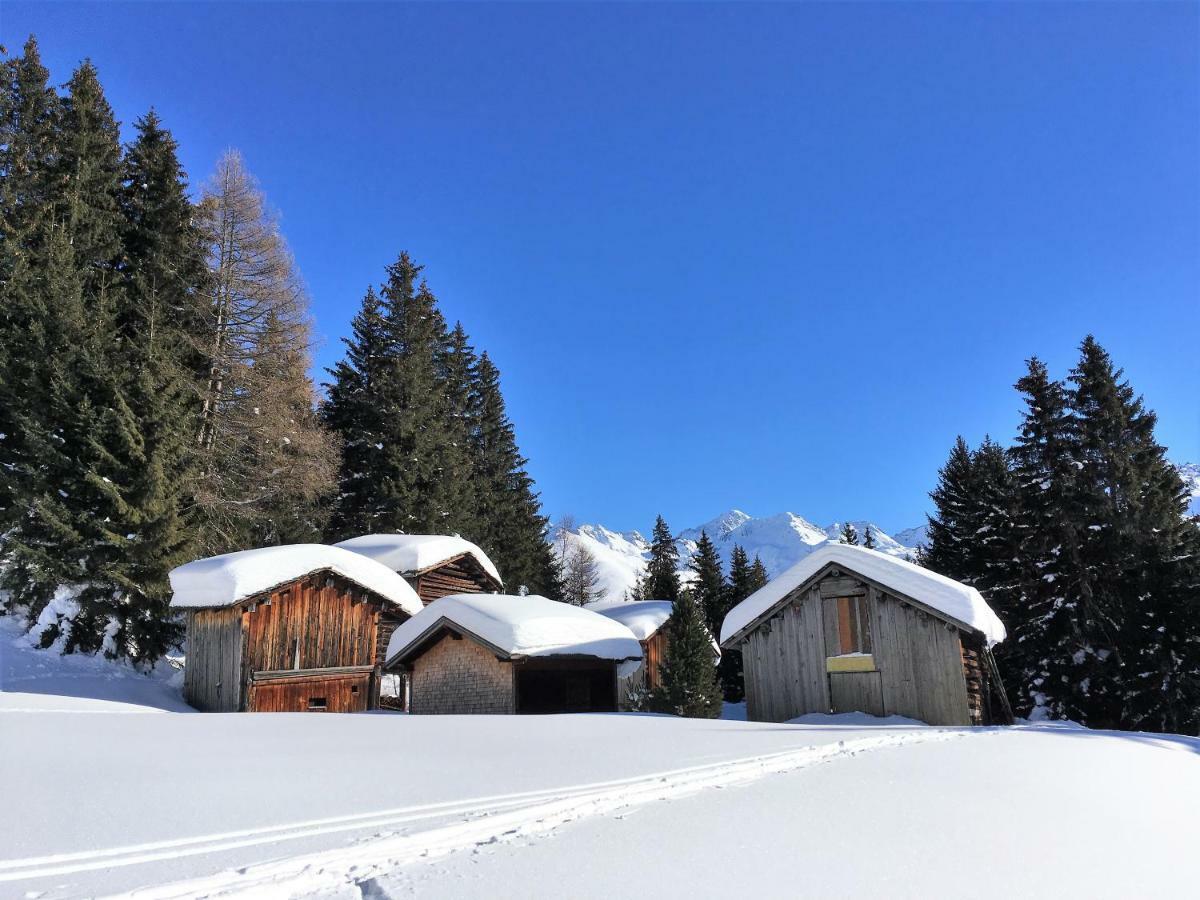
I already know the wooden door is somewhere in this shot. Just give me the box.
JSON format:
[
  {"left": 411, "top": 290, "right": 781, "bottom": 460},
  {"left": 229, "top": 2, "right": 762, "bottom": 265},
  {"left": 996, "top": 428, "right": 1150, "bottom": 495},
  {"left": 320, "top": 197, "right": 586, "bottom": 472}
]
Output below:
[{"left": 829, "top": 671, "right": 885, "bottom": 717}]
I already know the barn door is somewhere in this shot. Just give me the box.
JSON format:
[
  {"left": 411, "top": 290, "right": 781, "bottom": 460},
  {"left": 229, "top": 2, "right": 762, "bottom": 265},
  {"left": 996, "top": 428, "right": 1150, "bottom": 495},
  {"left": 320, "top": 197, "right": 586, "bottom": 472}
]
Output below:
[
  {"left": 829, "top": 671, "right": 885, "bottom": 717},
  {"left": 823, "top": 588, "right": 886, "bottom": 717}
]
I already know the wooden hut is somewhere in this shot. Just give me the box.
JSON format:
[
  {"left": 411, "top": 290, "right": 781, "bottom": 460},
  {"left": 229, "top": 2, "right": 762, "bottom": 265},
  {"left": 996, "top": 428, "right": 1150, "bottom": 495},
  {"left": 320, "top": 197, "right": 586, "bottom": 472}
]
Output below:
[
  {"left": 719, "top": 544, "right": 1012, "bottom": 726},
  {"left": 170, "top": 545, "right": 424, "bottom": 713},
  {"left": 385, "top": 593, "right": 643, "bottom": 715},
  {"left": 591, "top": 600, "right": 720, "bottom": 704}
]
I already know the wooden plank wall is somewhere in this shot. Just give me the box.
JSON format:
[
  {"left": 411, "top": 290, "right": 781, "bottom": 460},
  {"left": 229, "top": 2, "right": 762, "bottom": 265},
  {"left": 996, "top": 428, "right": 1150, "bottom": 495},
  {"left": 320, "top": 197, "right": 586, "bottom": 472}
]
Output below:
[
  {"left": 741, "top": 574, "right": 974, "bottom": 726},
  {"left": 242, "top": 574, "right": 380, "bottom": 676},
  {"left": 183, "top": 607, "right": 245, "bottom": 712},
  {"left": 869, "top": 586, "right": 971, "bottom": 726},
  {"left": 643, "top": 629, "right": 668, "bottom": 690},
  {"left": 743, "top": 585, "right": 829, "bottom": 722}
]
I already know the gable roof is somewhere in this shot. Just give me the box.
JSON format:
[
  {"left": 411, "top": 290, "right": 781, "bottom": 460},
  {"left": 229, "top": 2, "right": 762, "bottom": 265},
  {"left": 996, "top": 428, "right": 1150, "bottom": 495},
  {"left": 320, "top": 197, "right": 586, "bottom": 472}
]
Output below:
[
  {"left": 169, "top": 544, "right": 424, "bottom": 615},
  {"left": 588, "top": 600, "right": 674, "bottom": 641},
  {"left": 719, "top": 543, "right": 1006, "bottom": 648},
  {"left": 334, "top": 534, "right": 502, "bottom": 587},
  {"left": 386, "top": 593, "right": 643, "bottom": 666}
]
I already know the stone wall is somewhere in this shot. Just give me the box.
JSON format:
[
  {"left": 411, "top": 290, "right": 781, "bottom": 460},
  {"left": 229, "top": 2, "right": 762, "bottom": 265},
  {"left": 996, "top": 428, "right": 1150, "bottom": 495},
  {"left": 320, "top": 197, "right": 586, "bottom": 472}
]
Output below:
[{"left": 410, "top": 634, "right": 514, "bottom": 714}]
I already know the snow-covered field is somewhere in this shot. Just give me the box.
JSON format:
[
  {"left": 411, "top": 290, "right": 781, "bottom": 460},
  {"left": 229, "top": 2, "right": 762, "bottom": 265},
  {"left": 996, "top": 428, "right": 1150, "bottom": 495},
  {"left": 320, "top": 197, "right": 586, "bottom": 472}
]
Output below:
[{"left": 2, "top": 614, "right": 1198, "bottom": 900}]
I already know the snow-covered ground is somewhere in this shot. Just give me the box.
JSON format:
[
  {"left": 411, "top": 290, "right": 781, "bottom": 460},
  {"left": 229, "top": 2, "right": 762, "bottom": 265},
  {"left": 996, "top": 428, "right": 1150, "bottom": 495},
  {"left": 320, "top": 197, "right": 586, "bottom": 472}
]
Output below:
[{"left": 2, "top": 614, "right": 1198, "bottom": 900}]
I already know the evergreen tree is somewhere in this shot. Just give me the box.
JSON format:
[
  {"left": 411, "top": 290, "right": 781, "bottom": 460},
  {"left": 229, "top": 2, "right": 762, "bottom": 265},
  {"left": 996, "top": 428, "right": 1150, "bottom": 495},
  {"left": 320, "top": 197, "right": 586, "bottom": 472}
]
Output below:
[
  {"left": 862, "top": 525, "right": 876, "bottom": 549},
  {"left": 469, "top": 353, "right": 562, "bottom": 598},
  {"left": 748, "top": 555, "right": 769, "bottom": 593},
  {"left": 439, "top": 321, "right": 482, "bottom": 540},
  {"left": 689, "top": 530, "right": 726, "bottom": 635},
  {"left": 839, "top": 522, "right": 859, "bottom": 545},
  {"left": 718, "top": 544, "right": 756, "bottom": 701},
  {"left": 0, "top": 37, "right": 63, "bottom": 528},
  {"left": 644, "top": 515, "right": 681, "bottom": 601},
  {"left": 646, "top": 590, "right": 723, "bottom": 718}
]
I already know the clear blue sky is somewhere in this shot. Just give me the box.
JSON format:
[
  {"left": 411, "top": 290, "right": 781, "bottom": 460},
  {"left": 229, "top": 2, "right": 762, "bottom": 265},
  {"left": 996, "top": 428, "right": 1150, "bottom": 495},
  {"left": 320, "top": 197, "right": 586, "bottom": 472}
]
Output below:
[{"left": 5, "top": 2, "right": 1197, "bottom": 534}]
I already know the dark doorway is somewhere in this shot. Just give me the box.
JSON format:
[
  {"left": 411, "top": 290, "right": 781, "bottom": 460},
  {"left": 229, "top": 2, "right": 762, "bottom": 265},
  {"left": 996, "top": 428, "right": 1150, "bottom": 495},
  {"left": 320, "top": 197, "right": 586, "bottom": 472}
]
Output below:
[{"left": 515, "top": 661, "right": 617, "bottom": 713}]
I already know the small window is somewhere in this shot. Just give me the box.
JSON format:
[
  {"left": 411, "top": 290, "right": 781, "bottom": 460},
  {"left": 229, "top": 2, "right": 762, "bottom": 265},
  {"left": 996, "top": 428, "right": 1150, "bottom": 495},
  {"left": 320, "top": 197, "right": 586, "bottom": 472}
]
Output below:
[
  {"left": 351, "top": 684, "right": 359, "bottom": 694},
  {"left": 836, "top": 596, "right": 872, "bottom": 655},
  {"left": 308, "top": 697, "right": 327, "bottom": 710}
]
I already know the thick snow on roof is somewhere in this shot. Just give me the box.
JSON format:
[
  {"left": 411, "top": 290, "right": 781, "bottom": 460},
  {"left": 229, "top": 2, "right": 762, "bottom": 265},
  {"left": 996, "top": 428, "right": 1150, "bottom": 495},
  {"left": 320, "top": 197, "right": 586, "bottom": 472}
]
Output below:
[
  {"left": 720, "top": 543, "right": 1006, "bottom": 647},
  {"left": 334, "top": 534, "right": 502, "bottom": 585},
  {"left": 588, "top": 600, "right": 674, "bottom": 641},
  {"left": 169, "top": 544, "right": 423, "bottom": 615},
  {"left": 387, "top": 594, "right": 644, "bottom": 663}
]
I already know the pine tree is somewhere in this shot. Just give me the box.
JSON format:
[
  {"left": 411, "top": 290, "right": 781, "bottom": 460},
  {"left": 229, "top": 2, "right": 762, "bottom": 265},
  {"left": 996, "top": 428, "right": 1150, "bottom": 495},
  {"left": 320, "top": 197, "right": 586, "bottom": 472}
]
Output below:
[
  {"left": 748, "top": 555, "right": 769, "bottom": 592},
  {"left": 839, "top": 522, "right": 859, "bottom": 545},
  {"left": 689, "top": 530, "right": 726, "bottom": 635},
  {"left": 644, "top": 515, "right": 681, "bottom": 601},
  {"left": 469, "top": 353, "right": 561, "bottom": 598},
  {"left": 646, "top": 590, "right": 723, "bottom": 718},
  {"left": 862, "top": 525, "right": 876, "bottom": 549},
  {"left": 0, "top": 37, "right": 63, "bottom": 529},
  {"left": 717, "top": 544, "right": 758, "bottom": 702},
  {"left": 1067, "top": 337, "right": 1200, "bottom": 731}
]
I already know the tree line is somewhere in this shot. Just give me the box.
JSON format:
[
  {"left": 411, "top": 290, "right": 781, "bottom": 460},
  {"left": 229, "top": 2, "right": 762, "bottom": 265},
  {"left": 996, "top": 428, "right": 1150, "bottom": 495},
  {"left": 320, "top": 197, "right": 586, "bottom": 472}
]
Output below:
[
  {"left": 921, "top": 337, "right": 1200, "bottom": 734},
  {"left": 0, "top": 37, "right": 559, "bottom": 662}
]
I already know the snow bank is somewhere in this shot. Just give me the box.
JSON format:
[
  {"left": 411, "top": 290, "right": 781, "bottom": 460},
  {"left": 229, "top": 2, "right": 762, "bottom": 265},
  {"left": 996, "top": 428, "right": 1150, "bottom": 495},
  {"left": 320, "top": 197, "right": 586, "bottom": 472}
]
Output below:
[
  {"left": 387, "top": 593, "right": 643, "bottom": 663},
  {"left": 335, "top": 533, "right": 502, "bottom": 585},
  {"left": 720, "top": 543, "right": 1006, "bottom": 646},
  {"left": 169, "top": 545, "right": 423, "bottom": 615},
  {"left": 588, "top": 600, "right": 673, "bottom": 640}
]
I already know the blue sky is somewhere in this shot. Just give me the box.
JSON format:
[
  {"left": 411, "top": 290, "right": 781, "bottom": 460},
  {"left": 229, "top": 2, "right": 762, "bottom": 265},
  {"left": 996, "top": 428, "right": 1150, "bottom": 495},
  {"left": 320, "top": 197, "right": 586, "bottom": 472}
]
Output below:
[{"left": 5, "top": 2, "right": 1197, "bottom": 534}]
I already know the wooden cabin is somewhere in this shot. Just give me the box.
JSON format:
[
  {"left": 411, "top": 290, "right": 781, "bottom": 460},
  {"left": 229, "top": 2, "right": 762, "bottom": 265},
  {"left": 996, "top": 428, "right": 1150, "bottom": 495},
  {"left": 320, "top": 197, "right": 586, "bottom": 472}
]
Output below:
[
  {"left": 385, "top": 593, "right": 643, "bottom": 715},
  {"left": 335, "top": 534, "right": 504, "bottom": 672},
  {"left": 170, "top": 545, "right": 424, "bottom": 713},
  {"left": 591, "top": 600, "right": 720, "bottom": 707},
  {"left": 720, "top": 544, "right": 1012, "bottom": 726}
]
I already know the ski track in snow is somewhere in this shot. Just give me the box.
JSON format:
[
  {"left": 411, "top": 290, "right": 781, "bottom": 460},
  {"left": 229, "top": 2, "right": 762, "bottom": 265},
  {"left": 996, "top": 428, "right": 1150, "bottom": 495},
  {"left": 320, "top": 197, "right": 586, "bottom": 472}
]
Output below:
[{"left": 40, "top": 727, "right": 979, "bottom": 899}]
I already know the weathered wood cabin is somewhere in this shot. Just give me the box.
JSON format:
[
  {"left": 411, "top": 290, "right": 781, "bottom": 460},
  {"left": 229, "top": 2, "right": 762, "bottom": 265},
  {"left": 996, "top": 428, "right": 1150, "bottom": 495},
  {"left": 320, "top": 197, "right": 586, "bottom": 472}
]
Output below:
[
  {"left": 170, "top": 545, "right": 424, "bottom": 713},
  {"left": 385, "top": 594, "right": 643, "bottom": 715},
  {"left": 335, "top": 534, "right": 503, "bottom": 670},
  {"left": 720, "top": 544, "right": 1012, "bottom": 726},
  {"left": 592, "top": 600, "right": 720, "bottom": 706}
]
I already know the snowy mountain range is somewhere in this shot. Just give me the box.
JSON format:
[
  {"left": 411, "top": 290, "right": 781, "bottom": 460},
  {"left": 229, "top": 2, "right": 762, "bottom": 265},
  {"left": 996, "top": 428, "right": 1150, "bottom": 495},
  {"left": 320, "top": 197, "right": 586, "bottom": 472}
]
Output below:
[
  {"left": 558, "top": 462, "right": 1199, "bottom": 605},
  {"left": 554, "top": 511, "right": 925, "bottom": 605}
]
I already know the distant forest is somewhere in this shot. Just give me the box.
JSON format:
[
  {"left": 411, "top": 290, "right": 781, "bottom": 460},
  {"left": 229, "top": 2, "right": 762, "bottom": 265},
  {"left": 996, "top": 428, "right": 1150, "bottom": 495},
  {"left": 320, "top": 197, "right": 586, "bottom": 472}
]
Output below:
[{"left": 0, "top": 37, "right": 558, "bottom": 662}]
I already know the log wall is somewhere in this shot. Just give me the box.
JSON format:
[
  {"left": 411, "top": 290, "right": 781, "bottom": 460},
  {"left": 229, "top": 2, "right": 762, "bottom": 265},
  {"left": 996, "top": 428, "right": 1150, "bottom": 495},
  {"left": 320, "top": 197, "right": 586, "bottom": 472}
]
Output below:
[{"left": 410, "top": 557, "right": 499, "bottom": 604}]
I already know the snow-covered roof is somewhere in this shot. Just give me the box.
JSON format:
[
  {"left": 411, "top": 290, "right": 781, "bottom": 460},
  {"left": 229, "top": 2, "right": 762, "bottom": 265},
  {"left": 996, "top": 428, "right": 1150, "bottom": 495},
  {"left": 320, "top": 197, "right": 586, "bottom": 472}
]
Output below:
[
  {"left": 169, "top": 544, "right": 424, "bottom": 615},
  {"left": 719, "top": 543, "right": 1006, "bottom": 648},
  {"left": 386, "top": 594, "right": 644, "bottom": 664},
  {"left": 334, "top": 534, "right": 502, "bottom": 586},
  {"left": 588, "top": 600, "right": 674, "bottom": 641}
]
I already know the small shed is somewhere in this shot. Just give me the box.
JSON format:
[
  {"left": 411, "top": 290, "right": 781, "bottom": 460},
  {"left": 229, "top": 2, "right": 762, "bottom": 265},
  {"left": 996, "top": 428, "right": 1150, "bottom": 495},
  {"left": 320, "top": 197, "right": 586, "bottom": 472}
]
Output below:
[
  {"left": 385, "top": 593, "right": 643, "bottom": 715},
  {"left": 720, "top": 544, "right": 1011, "bottom": 726},
  {"left": 591, "top": 600, "right": 720, "bottom": 700},
  {"left": 171, "top": 545, "right": 424, "bottom": 713}
]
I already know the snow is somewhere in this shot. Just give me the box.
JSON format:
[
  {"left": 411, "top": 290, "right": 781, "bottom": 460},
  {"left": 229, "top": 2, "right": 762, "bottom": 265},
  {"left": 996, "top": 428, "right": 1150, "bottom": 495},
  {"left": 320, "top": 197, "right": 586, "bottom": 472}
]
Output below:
[
  {"left": 386, "top": 593, "right": 644, "bottom": 663},
  {"left": 720, "top": 542, "right": 1007, "bottom": 647},
  {"left": 168, "top": 544, "right": 423, "bottom": 616},
  {"left": 587, "top": 599, "right": 673, "bottom": 640},
  {"left": 2, "top": 627, "right": 1198, "bottom": 899},
  {"left": 334, "top": 533, "right": 502, "bottom": 585},
  {"left": 1177, "top": 462, "right": 1200, "bottom": 517}
]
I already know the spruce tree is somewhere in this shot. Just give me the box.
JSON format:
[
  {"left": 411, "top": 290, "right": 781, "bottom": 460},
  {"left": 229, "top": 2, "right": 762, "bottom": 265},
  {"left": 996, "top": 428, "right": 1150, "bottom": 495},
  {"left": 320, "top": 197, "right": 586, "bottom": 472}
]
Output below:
[
  {"left": 717, "top": 544, "right": 757, "bottom": 702},
  {"left": 839, "top": 522, "right": 859, "bottom": 545},
  {"left": 644, "top": 515, "right": 681, "bottom": 601},
  {"left": 439, "top": 321, "right": 482, "bottom": 540},
  {"left": 469, "top": 353, "right": 562, "bottom": 598},
  {"left": 748, "top": 555, "right": 769, "bottom": 593},
  {"left": 862, "top": 525, "right": 876, "bottom": 549},
  {"left": 689, "top": 530, "right": 726, "bottom": 635},
  {"left": 646, "top": 590, "right": 723, "bottom": 718}
]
